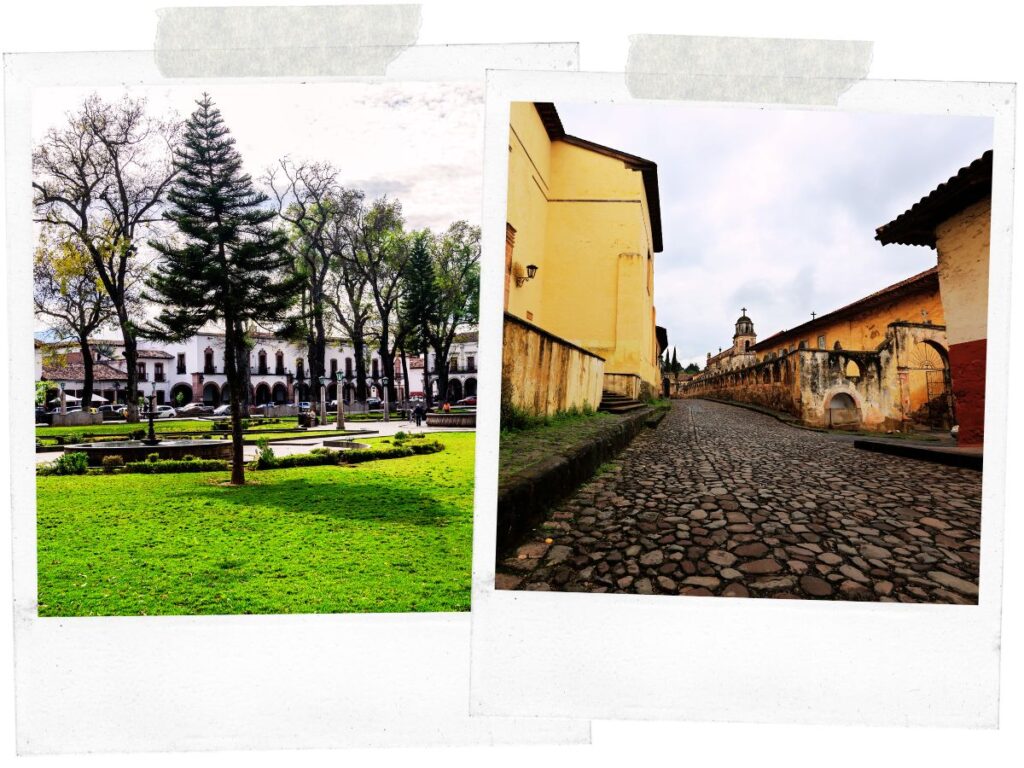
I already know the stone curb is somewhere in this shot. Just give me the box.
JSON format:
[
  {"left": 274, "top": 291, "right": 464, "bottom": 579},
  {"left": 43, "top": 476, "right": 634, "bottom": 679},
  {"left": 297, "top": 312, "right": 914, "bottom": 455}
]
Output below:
[
  {"left": 496, "top": 407, "right": 654, "bottom": 558},
  {"left": 853, "top": 439, "right": 982, "bottom": 471}
]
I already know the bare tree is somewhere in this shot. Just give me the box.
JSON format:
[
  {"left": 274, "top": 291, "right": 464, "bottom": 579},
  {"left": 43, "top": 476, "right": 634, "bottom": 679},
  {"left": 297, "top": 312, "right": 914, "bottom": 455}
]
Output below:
[
  {"left": 33, "top": 226, "right": 118, "bottom": 410},
  {"left": 425, "top": 222, "right": 480, "bottom": 403},
  {"left": 267, "top": 160, "right": 362, "bottom": 408},
  {"left": 32, "top": 93, "right": 180, "bottom": 421},
  {"left": 343, "top": 196, "right": 411, "bottom": 406}
]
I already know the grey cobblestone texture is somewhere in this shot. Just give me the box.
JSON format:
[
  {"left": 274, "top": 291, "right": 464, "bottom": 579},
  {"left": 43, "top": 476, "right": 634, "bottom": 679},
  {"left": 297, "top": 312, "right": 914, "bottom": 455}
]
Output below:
[{"left": 497, "top": 400, "right": 982, "bottom": 603}]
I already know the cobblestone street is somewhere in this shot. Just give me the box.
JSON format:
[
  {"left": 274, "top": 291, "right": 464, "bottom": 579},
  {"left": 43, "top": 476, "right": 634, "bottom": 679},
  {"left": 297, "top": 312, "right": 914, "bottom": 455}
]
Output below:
[{"left": 498, "top": 400, "right": 983, "bottom": 603}]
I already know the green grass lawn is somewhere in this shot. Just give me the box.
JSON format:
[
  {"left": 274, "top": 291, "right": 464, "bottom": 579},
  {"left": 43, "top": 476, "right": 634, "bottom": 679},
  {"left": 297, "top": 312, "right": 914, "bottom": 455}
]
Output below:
[
  {"left": 499, "top": 410, "right": 617, "bottom": 479},
  {"left": 36, "top": 433, "right": 474, "bottom": 616}
]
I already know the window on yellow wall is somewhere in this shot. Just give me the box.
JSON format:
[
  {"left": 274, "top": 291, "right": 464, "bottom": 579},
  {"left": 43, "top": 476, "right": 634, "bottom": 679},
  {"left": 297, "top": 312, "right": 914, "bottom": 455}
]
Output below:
[{"left": 817, "top": 335, "right": 826, "bottom": 349}]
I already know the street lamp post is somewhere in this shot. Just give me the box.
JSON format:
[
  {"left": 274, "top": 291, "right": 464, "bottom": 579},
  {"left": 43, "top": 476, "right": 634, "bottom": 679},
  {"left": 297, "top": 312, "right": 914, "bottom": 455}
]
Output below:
[
  {"left": 335, "top": 371, "right": 346, "bottom": 430},
  {"left": 381, "top": 376, "right": 390, "bottom": 423},
  {"left": 143, "top": 381, "right": 158, "bottom": 445},
  {"left": 318, "top": 376, "right": 328, "bottom": 427}
]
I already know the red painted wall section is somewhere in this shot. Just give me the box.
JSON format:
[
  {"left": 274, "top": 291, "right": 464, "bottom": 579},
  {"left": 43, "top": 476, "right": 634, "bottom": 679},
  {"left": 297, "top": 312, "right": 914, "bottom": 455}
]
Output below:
[{"left": 948, "top": 337, "right": 987, "bottom": 447}]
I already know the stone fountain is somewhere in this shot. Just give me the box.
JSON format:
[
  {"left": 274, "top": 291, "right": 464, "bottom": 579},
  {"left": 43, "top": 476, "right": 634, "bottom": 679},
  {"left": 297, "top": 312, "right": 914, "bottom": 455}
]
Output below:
[{"left": 63, "top": 391, "right": 232, "bottom": 466}]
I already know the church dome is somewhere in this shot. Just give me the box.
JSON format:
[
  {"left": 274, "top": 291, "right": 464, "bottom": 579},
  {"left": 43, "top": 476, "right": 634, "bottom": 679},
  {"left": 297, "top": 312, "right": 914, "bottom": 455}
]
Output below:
[{"left": 734, "top": 309, "right": 755, "bottom": 337}]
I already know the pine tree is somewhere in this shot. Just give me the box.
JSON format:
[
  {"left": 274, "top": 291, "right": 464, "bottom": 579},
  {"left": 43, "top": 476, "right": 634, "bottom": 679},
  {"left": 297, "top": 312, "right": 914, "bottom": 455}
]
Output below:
[
  {"left": 671, "top": 347, "right": 681, "bottom": 374},
  {"left": 145, "top": 94, "right": 300, "bottom": 484},
  {"left": 400, "top": 230, "right": 438, "bottom": 407}
]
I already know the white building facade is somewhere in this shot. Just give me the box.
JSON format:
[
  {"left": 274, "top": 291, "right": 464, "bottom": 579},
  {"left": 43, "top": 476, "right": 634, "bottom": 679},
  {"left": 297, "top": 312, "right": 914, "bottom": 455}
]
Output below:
[{"left": 38, "top": 330, "right": 393, "bottom": 408}]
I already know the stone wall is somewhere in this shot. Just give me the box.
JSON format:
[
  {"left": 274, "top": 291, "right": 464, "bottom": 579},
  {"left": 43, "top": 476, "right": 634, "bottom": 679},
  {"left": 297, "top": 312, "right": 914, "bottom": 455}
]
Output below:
[
  {"left": 683, "top": 323, "right": 952, "bottom": 433},
  {"left": 603, "top": 372, "right": 644, "bottom": 399},
  {"left": 49, "top": 412, "right": 103, "bottom": 427},
  {"left": 502, "top": 312, "right": 604, "bottom": 416}
]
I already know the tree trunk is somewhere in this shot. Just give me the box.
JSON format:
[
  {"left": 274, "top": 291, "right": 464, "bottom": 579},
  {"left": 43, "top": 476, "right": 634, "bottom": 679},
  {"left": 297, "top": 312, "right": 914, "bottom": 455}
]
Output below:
[
  {"left": 223, "top": 320, "right": 246, "bottom": 485},
  {"left": 400, "top": 350, "right": 410, "bottom": 408},
  {"left": 79, "top": 335, "right": 95, "bottom": 410},
  {"left": 422, "top": 335, "right": 433, "bottom": 409},
  {"left": 353, "top": 336, "right": 368, "bottom": 403},
  {"left": 432, "top": 341, "right": 450, "bottom": 404},
  {"left": 118, "top": 309, "right": 141, "bottom": 422},
  {"left": 234, "top": 333, "right": 252, "bottom": 409}
]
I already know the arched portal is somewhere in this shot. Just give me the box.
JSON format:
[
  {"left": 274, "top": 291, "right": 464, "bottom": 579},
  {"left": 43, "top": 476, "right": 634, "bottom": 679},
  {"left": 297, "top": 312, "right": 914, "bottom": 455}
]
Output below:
[
  {"left": 464, "top": 378, "right": 477, "bottom": 397},
  {"left": 271, "top": 383, "right": 288, "bottom": 404},
  {"left": 202, "top": 382, "right": 221, "bottom": 405},
  {"left": 826, "top": 391, "right": 860, "bottom": 428},
  {"left": 905, "top": 338, "right": 953, "bottom": 428},
  {"left": 254, "top": 383, "right": 271, "bottom": 404},
  {"left": 447, "top": 378, "right": 463, "bottom": 402},
  {"left": 170, "top": 383, "right": 193, "bottom": 406}
]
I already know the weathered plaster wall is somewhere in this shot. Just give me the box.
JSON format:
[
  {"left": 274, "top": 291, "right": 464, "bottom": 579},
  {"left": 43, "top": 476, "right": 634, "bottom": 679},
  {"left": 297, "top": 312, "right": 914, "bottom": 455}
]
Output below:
[
  {"left": 684, "top": 323, "right": 950, "bottom": 433},
  {"left": 934, "top": 199, "right": 990, "bottom": 346},
  {"left": 758, "top": 280, "right": 945, "bottom": 357},
  {"left": 502, "top": 314, "right": 604, "bottom": 416},
  {"left": 934, "top": 198, "right": 990, "bottom": 447}
]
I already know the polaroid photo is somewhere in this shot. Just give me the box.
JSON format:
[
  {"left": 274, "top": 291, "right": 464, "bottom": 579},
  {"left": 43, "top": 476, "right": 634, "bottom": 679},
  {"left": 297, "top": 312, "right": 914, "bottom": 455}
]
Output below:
[
  {"left": 471, "top": 69, "right": 1013, "bottom": 726},
  {"left": 6, "top": 45, "right": 591, "bottom": 752}
]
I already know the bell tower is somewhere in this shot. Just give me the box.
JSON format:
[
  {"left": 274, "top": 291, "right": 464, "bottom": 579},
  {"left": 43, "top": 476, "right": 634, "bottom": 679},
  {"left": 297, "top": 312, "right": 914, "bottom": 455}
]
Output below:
[{"left": 733, "top": 308, "right": 756, "bottom": 357}]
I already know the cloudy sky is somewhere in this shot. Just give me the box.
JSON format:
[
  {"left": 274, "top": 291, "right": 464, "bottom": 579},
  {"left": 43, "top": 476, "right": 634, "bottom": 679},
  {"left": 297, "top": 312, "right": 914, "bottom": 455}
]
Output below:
[
  {"left": 556, "top": 101, "right": 993, "bottom": 367},
  {"left": 34, "top": 81, "right": 484, "bottom": 233}
]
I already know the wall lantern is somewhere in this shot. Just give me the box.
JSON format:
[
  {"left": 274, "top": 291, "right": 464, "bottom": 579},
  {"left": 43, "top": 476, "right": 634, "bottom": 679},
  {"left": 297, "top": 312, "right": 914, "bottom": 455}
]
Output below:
[{"left": 514, "top": 261, "right": 539, "bottom": 287}]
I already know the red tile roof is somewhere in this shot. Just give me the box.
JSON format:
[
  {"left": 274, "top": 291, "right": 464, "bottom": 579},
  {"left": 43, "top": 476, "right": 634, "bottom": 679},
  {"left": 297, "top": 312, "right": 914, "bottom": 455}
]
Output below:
[
  {"left": 754, "top": 267, "right": 940, "bottom": 351},
  {"left": 876, "top": 150, "right": 993, "bottom": 248}
]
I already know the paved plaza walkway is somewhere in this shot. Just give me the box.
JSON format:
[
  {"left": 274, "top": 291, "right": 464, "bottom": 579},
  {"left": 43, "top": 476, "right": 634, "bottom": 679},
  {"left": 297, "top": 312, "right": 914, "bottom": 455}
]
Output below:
[
  {"left": 499, "top": 399, "right": 983, "bottom": 603},
  {"left": 35, "top": 418, "right": 474, "bottom": 464}
]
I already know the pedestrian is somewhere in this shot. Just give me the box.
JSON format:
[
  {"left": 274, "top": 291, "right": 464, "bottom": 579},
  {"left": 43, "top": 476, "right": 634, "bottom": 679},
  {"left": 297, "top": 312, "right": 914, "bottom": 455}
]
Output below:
[
  {"left": 414, "top": 403, "right": 424, "bottom": 427},
  {"left": 442, "top": 401, "right": 451, "bottom": 413}
]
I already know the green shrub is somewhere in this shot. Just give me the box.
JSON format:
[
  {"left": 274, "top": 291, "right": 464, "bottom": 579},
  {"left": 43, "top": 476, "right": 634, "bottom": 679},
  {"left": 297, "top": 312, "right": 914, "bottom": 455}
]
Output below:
[
  {"left": 394, "top": 430, "right": 407, "bottom": 441},
  {"left": 101, "top": 455, "right": 125, "bottom": 473},
  {"left": 147, "top": 452, "right": 160, "bottom": 463},
  {"left": 40, "top": 451, "right": 90, "bottom": 476},
  {"left": 248, "top": 440, "right": 445, "bottom": 471},
  {"left": 254, "top": 438, "right": 277, "bottom": 469},
  {"left": 124, "top": 459, "right": 229, "bottom": 474},
  {"left": 129, "top": 429, "right": 146, "bottom": 440},
  {"left": 181, "top": 454, "right": 197, "bottom": 462},
  {"left": 212, "top": 418, "right": 250, "bottom": 432}
]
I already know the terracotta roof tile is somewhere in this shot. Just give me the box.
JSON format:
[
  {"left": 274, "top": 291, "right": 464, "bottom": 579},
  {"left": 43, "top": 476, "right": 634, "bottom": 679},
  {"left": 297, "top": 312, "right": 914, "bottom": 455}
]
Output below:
[{"left": 876, "top": 151, "right": 993, "bottom": 247}]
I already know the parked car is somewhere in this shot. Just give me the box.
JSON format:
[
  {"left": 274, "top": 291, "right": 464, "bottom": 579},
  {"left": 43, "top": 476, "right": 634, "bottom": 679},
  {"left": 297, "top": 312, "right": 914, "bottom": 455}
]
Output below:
[
  {"left": 212, "top": 404, "right": 232, "bottom": 416},
  {"left": 456, "top": 396, "right": 477, "bottom": 406},
  {"left": 298, "top": 401, "right": 312, "bottom": 412},
  {"left": 179, "top": 402, "right": 214, "bottom": 415},
  {"left": 153, "top": 405, "right": 177, "bottom": 419},
  {"left": 366, "top": 397, "right": 382, "bottom": 409},
  {"left": 97, "top": 404, "right": 120, "bottom": 413}
]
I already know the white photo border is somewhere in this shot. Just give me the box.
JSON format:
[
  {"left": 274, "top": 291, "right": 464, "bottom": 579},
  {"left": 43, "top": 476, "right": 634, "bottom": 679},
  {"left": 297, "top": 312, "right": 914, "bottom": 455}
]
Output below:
[
  {"left": 470, "top": 69, "right": 1014, "bottom": 727},
  {"left": 6, "top": 46, "right": 592, "bottom": 753}
]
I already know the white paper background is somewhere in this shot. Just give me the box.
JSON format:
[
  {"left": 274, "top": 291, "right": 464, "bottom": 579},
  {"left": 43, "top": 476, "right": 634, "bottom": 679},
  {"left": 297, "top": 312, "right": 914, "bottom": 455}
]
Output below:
[{"left": 3, "top": 2, "right": 1023, "bottom": 767}]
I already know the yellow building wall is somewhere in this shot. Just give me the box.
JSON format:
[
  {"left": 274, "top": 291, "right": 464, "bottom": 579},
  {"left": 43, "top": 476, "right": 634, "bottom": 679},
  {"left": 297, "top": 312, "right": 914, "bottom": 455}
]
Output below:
[
  {"left": 760, "top": 280, "right": 947, "bottom": 420},
  {"left": 762, "top": 284, "right": 945, "bottom": 358},
  {"left": 934, "top": 198, "right": 990, "bottom": 346},
  {"left": 504, "top": 103, "right": 661, "bottom": 398}
]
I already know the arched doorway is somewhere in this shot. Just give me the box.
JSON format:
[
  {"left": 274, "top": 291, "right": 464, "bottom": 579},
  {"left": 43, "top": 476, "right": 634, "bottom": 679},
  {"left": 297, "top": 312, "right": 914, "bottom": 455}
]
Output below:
[
  {"left": 170, "top": 383, "right": 193, "bottom": 406},
  {"left": 254, "top": 383, "right": 271, "bottom": 404},
  {"left": 447, "top": 378, "right": 463, "bottom": 402},
  {"left": 905, "top": 339, "right": 954, "bottom": 429},
  {"left": 464, "top": 378, "right": 477, "bottom": 397},
  {"left": 271, "top": 383, "right": 288, "bottom": 404},
  {"left": 826, "top": 392, "right": 860, "bottom": 428},
  {"left": 202, "top": 382, "right": 221, "bottom": 405}
]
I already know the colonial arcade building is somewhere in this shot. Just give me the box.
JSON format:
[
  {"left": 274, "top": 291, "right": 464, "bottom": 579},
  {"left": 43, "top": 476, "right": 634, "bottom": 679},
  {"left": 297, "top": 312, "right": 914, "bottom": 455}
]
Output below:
[{"left": 37, "top": 329, "right": 392, "bottom": 408}]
